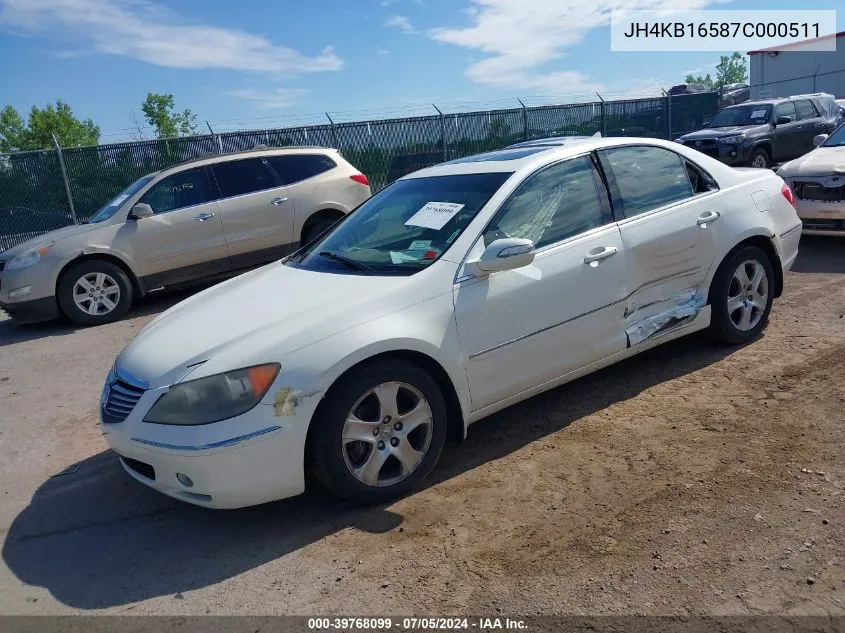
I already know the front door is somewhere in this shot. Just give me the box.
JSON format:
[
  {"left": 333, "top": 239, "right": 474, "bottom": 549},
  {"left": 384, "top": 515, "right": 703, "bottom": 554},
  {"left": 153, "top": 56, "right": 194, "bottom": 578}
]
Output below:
[
  {"left": 597, "top": 145, "right": 719, "bottom": 345},
  {"left": 211, "top": 157, "right": 297, "bottom": 268},
  {"left": 454, "top": 155, "right": 628, "bottom": 411},
  {"left": 771, "top": 101, "right": 802, "bottom": 161},
  {"left": 121, "top": 166, "right": 230, "bottom": 288}
]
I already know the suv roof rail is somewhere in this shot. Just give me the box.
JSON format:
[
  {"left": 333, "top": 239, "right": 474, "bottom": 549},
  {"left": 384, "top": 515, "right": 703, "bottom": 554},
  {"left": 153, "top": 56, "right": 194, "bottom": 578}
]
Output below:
[{"left": 787, "top": 91, "right": 835, "bottom": 99}]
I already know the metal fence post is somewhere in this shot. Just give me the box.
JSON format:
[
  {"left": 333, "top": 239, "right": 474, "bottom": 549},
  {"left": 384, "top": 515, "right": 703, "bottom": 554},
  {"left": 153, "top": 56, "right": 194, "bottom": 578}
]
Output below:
[
  {"left": 663, "top": 90, "right": 672, "bottom": 140},
  {"left": 433, "top": 104, "right": 447, "bottom": 162},
  {"left": 517, "top": 98, "right": 528, "bottom": 141},
  {"left": 206, "top": 120, "right": 220, "bottom": 153},
  {"left": 596, "top": 93, "right": 606, "bottom": 137},
  {"left": 51, "top": 134, "right": 78, "bottom": 225},
  {"left": 326, "top": 112, "right": 339, "bottom": 148}
]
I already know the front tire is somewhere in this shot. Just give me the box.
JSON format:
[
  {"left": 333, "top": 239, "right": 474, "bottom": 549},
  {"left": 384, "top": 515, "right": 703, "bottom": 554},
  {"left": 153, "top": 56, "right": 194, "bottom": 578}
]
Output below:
[
  {"left": 307, "top": 359, "right": 448, "bottom": 504},
  {"left": 708, "top": 245, "right": 774, "bottom": 344},
  {"left": 57, "top": 260, "right": 133, "bottom": 325},
  {"left": 749, "top": 148, "right": 771, "bottom": 169}
]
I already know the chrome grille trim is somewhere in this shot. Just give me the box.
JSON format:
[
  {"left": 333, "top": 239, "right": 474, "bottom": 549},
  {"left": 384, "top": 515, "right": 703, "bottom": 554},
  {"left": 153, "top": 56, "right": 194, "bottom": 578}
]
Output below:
[{"left": 101, "top": 367, "right": 147, "bottom": 424}]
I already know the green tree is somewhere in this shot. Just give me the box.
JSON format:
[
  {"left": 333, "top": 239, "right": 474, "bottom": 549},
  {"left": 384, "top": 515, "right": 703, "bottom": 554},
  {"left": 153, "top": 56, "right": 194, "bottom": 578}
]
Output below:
[
  {"left": 685, "top": 52, "right": 748, "bottom": 90},
  {"left": 141, "top": 93, "right": 199, "bottom": 139},
  {"left": 0, "top": 100, "right": 100, "bottom": 152}
]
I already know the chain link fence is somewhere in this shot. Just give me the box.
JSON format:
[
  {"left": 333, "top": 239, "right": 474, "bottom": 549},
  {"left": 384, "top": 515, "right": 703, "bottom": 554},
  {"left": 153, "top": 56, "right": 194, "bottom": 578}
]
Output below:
[{"left": 0, "top": 92, "right": 718, "bottom": 252}]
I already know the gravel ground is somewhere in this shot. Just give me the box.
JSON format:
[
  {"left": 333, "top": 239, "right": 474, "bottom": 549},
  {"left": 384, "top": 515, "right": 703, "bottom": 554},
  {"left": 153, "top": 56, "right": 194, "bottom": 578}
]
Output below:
[{"left": 0, "top": 236, "right": 843, "bottom": 616}]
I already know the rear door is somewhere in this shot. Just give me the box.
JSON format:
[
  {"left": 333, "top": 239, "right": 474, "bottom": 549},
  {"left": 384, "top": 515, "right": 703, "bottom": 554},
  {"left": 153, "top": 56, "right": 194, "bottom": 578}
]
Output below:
[
  {"left": 597, "top": 145, "right": 720, "bottom": 346},
  {"left": 211, "top": 157, "right": 297, "bottom": 267},
  {"left": 123, "top": 166, "right": 230, "bottom": 287},
  {"left": 794, "top": 99, "right": 826, "bottom": 154},
  {"left": 771, "top": 101, "right": 802, "bottom": 161},
  {"left": 263, "top": 153, "right": 343, "bottom": 244}
]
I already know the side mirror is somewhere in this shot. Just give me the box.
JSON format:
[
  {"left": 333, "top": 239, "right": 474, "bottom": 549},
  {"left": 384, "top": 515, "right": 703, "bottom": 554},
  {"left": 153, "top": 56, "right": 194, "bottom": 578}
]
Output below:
[
  {"left": 775, "top": 115, "right": 793, "bottom": 125},
  {"left": 702, "top": 120, "right": 711, "bottom": 128},
  {"left": 813, "top": 134, "right": 829, "bottom": 147},
  {"left": 129, "top": 203, "right": 154, "bottom": 220},
  {"left": 471, "top": 238, "right": 535, "bottom": 275}
]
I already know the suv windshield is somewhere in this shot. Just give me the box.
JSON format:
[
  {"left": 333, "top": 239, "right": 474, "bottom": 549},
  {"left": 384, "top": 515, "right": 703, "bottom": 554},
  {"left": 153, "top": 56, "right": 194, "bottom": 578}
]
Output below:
[
  {"left": 87, "top": 175, "right": 155, "bottom": 223},
  {"left": 288, "top": 172, "right": 511, "bottom": 275},
  {"left": 821, "top": 124, "right": 845, "bottom": 147},
  {"left": 709, "top": 104, "right": 772, "bottom": 127}
]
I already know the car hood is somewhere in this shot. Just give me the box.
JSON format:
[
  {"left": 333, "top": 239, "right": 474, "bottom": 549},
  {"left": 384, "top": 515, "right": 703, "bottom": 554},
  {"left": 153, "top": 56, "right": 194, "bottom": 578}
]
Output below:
[
  {"left": 679, "top": 126, "right": 763, "bottom": 140},
  {"left": 0, "top": 222, "right": 103, "bottom": 259},
  {"left": 117, "top": 262, "right": 425, "bottom": 387},
  {"left": 777, "top": 147, "right": 845, "bottom": 177}
]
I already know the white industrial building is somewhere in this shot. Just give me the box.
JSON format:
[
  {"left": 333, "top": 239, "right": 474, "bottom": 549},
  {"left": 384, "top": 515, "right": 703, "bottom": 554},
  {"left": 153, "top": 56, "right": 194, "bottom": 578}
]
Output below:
[{"left": 749, "top": 31, "right": 845, "bottom": 100}]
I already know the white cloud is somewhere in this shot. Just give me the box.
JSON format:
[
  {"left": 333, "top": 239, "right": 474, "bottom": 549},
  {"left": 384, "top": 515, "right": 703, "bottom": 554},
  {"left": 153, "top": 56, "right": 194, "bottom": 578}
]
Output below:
[
  {"left": 384, "top": 14, "right": 415, "bottom": 34},
  {"left": 377, "top": 49, "right": 391, "bottom": 55},
  {"left": 0, "top": 0, "right": 343, "bottom": 75},
  {"left": 224, "top": 88, "right": 308, "bottom": 109},
  {"left": 429, "top": 0, "right": 727, "bottom": 93},
  {"left": 382, "top": 0, "right": 425, "bottom": 6}
]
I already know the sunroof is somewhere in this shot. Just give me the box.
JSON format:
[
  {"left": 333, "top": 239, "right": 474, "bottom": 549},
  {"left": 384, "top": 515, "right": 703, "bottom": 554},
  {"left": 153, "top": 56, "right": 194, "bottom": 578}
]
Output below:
[{"left": 445, "top": 147, "right": 550, "bottom": 164}]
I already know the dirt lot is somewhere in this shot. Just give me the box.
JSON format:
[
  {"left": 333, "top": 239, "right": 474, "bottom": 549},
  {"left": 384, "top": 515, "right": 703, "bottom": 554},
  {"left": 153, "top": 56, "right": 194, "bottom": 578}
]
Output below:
[{"left": 0, "top": 236, "right": 843, "bottom": 616}]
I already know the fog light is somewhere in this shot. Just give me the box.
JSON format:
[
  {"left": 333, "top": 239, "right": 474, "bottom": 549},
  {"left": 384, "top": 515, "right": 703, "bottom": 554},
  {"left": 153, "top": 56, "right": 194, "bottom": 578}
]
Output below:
[
  {"left": 8, "top": 286, "right": 33, "bottom": 300},
  {"left": 176, "top": 472, "right": 194, "bottom": 487},
  {"left": 730, "top": 151, "right": 737, "bottom": 157}
]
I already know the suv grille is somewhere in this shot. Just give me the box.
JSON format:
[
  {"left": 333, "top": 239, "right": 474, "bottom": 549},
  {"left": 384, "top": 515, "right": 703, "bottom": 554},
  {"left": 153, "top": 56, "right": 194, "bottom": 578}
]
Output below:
[
  {"left": 102, "top": 377, "right": 146, "bottom": 424},
  {"left": 681, "top": 139, "right": 720, "bottom": 159},
  {"left": 793, "top": 181, "right": 845, "bottom": 203}
]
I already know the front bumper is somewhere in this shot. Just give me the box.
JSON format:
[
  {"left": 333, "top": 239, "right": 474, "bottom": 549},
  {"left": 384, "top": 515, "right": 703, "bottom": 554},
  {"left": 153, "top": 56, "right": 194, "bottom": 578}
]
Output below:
[
  {"left": 0, "top": 296, "right": 60, "bottom": 322},
  {"left": 783, "top": 178, "right": 845, "bottom": 234},
  {"left": 678, "top": 140, "right": 750, "bottom": 166},
  {"left": 100, "top": 375, "right": 322, "bottom": 509},
  {"left": 0, "top": 261, "right": 59, "bottom": 322}
]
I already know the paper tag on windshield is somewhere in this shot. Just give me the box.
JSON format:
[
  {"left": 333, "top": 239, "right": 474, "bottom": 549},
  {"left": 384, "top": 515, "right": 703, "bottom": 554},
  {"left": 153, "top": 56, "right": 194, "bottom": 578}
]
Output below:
[
  {"left": 405, "top": 202, "right": 464, "bottom": 230},
  {"left": 111, "top": 194, "right": 129, "bottom": 206},
  {"left": 750, "top": 109, "right": 767, "bottom": 118},
  {"left": 390, "top": 250, "right": 421, "bottom": 264},
  {"left": 409, "top": 240, "right": 432, "bottom": 250}
]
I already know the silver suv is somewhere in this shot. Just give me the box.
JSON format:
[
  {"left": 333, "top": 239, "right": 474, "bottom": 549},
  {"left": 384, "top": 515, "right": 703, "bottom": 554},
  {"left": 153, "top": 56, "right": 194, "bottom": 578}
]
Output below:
[{"left": 0, "top": 147, "right": 371, "bottom": 325}]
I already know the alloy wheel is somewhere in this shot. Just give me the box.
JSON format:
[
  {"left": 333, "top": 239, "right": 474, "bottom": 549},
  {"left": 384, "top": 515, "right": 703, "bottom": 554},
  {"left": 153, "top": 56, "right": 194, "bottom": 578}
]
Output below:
[
  {"left": 341, "top": 381, "right": 434, "bottom": 487},
  {"left": 72, "top": 272, "right": 121, "bottom": 316},
  {"left": 727, "top": 259, "right": 769, "bottom": 331}
]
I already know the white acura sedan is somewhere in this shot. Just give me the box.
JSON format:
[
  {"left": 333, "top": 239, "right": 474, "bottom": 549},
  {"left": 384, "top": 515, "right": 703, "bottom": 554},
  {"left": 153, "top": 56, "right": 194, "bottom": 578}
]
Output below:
[{"left": 100, "top": 137, "right": 802, "bottom": 509}]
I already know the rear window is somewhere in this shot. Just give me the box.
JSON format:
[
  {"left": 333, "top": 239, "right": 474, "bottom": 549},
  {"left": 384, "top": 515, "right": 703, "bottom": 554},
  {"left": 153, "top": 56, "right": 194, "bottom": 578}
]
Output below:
[
  {"left": 795, "top": 100, "right": 819, "bottom": 120},
  {"left": 212, "top": 158, "right": 279, "bottom": 198},
  {"left": 265, "top": 154, "right": 337, "bottom": 185}
]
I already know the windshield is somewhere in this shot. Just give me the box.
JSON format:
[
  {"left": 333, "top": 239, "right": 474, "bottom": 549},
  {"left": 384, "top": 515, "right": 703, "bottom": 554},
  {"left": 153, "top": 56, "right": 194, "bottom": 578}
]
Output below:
[
  {"left": 288, "top": 172, "right": 512, "bottom": 275},
  {"left": 821, "top": 124, "right": 845, "bottom": 147},
  {"left": 709, "top": 104, "right": 772, "bottom": 128},
  {"left": 87, "top": 175, "right": 155, "bottom": 223}
]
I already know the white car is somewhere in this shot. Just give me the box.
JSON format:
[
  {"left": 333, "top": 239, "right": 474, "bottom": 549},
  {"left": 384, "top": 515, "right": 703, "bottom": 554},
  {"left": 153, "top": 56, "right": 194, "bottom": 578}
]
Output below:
[
  {"left": 99, "top": 137, "right": 802, "bottom": 509},
  {"left": 777, "top": 123, "right": 845, "bottom": 235}
]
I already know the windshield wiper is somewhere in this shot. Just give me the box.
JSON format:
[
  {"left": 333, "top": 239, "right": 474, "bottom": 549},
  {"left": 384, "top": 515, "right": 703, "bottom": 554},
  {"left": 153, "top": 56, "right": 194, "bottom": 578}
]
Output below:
[{"left": 318, "top": 251, "right": 374, "bottom": 272}]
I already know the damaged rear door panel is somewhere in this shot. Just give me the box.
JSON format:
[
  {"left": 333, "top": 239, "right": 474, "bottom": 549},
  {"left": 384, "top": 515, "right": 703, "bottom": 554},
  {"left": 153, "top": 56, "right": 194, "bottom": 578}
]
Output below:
[{"left": 598, "top": 145, "right": 720, "bottom": 346}]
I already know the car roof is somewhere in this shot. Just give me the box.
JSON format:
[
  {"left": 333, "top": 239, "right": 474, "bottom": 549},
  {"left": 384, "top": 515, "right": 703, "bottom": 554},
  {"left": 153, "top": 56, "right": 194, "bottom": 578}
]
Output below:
[
  {"left": 506, "top": 135, "right": 598, "bottom": 149},
  {"left": 165, "top": 145, "right": 339, "bottom": 172},
  {"left": 400, "top": 137, "right": 688, "bottom": 180}
]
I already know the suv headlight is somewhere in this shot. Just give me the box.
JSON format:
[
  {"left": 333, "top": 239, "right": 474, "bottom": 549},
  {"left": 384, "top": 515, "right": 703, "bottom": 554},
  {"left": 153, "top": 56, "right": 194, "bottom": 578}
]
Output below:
[
  {"left": 6, "top": 242, "right": 54, "bottom": 270},
  {"left": 719, "top": 134, "right": 745, "bottom": 145},
  {"left": 143, "top": 363, "right": 280, "bottom": 425}
]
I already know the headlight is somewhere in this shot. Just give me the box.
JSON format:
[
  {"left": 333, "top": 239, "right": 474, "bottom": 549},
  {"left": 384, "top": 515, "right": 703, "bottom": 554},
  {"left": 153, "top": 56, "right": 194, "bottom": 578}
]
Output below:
[
  {"left": 6, "top": 242, "right": 54, "bottom": 270},
  {"left": 719, "top": 135, "right": 745, "bottom": 145},
  {"left": 674, "top": 138, "right": 684, "bottom": 144},
  {"left": 143, "top": 363, "right": 280, "bottom": 425}
]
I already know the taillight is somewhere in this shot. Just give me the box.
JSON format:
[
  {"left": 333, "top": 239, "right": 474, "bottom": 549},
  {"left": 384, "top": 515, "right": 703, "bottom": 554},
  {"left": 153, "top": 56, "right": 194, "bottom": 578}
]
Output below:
[
  {"left": 350, "top": 173, "right": 369, "bottom": 186},
  {"left": 781, "top": 182, "right": 797, "bottom": 209}
]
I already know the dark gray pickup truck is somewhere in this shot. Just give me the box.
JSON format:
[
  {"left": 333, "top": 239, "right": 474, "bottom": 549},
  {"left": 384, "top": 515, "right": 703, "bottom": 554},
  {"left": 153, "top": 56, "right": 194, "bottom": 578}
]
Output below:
[{"left": 675, "top": 93, "right": 844, "bottom": 169}]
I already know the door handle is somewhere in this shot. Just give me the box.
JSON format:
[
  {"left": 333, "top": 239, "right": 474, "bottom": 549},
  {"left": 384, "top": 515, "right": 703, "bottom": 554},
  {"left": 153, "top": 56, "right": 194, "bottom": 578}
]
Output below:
[
  {"left": 271, "top": 197, "right": 288, "bottom": 206},
  {"left": 583, "top": 246, "right": 618, "bottom": 265},
  {"left": 697, "top": 211, "right": 720, "bottom": 227},
  {"left": 195, "top": 212, "right": 215, "bottom": 222}
]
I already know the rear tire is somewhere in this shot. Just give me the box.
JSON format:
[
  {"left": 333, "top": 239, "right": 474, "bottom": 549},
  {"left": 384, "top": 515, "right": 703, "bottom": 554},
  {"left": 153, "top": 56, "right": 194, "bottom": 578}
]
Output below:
[
  {"left": 57, "top": 260, "right": 133, "bottom": 325},
  {"left": 708, "top": 245, "right": 774, "bottom": 345},
  {"left": 303, "top": 215, "right": 342, "bottom": 246},
  {"left": 307, "top": 359, "right": 448, "bottom": 504}
]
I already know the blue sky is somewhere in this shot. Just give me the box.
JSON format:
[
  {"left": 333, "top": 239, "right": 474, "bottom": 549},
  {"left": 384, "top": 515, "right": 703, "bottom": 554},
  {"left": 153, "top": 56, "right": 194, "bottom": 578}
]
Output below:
[{"left": 0, "top": 0, "right": 842, "bottom": 143}]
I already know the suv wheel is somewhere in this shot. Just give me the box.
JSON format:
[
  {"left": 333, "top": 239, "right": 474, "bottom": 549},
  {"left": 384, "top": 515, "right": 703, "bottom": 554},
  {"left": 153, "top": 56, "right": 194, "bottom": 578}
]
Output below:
[
  {"left": 58, "top": 260, "right": 133, "bottom": 325},
  {"left": 303, "top": 215, "right": 341, "bottom": 245},
  {"left": 749, "top": 148, "right": 771, "bottom": 169}
]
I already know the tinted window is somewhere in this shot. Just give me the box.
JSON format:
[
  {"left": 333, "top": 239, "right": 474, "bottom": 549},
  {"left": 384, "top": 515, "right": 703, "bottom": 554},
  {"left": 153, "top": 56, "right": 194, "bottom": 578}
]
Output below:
[
  {"left": 142, "top": 168, "right": 214, "bottom": 214},
  {"left": 265, "top": 154, "right": 337, "bottom": 185},
  {"left": 601, "top": 146, "right": 693, "bottom": 218},
  {"left": 774, "top": 101, "right": 797, "bottom": 120},
  {"left": 795, "top": 100, "right": 819, "bottom": 120},
  {"left": 684, "top": 160, "right": 718, "bottom": 194},
  {"left": 483, "top": 156, "right": 608, "bottom": 249},
  {"left": 708, "top": 104, "right": 772, "bottom": 127},
  {"left": 212, "top": 158, "right": 278, "bottom": 198}
]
